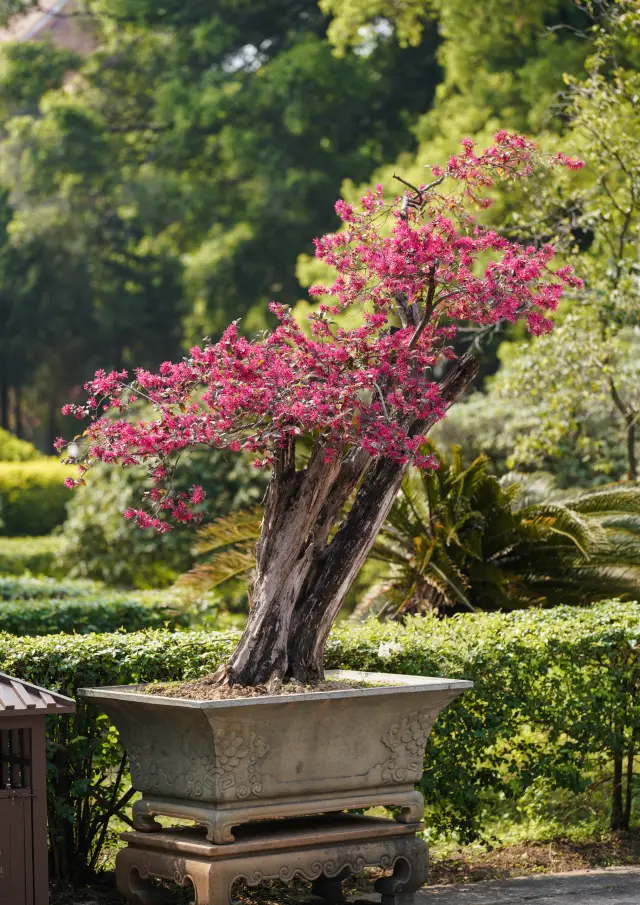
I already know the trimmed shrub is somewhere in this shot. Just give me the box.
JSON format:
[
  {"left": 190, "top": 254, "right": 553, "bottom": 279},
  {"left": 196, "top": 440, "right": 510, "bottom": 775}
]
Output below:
[
  {"left": 0, "top": 460, "right": 73, "bottom": 535},
  {"left": 0, "top": 595, "right": 191, "bottom": 635},
  {"left": 1, "top": 600, "right": 638, "bottom": 881},
  {"left": 0, "top": 535, "right": 66, "bottom": 576},
  {"left": 0, "top": 428, "right": 40, "bottom": 462},
  {"left": 0, "top": 575, "right": 238, "bottom": 634},
  {"left": 0, "top": 575, "right": 103, "bottom": 600}
]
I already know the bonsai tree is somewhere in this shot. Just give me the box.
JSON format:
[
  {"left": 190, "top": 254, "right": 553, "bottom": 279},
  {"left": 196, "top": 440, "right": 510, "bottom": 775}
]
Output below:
[{"left": 60, "top": 133, "right": 582, "bottom": 688}]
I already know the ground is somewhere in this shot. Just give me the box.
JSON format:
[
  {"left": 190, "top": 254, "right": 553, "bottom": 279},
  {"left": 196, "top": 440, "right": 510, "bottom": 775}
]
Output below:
[{"left": 415, "top": 868, "right": 640, "bottom": 904}]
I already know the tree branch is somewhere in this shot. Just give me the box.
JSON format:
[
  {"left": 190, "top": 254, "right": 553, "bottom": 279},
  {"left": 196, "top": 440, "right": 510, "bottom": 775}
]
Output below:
[{"left": 408, "top": 265, "right": 437, "bottom": 351}]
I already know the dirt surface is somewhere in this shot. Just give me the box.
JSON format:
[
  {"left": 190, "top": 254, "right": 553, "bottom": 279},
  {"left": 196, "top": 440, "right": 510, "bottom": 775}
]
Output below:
[
  {"left": 53, "top": 833, "right": 640, "bottom": 904},
  {"left": 426, "top": 833, "right": 640, "bottom": 885},
  {"left": 140, "top": 676, "right": 376, "bottom": 701}
]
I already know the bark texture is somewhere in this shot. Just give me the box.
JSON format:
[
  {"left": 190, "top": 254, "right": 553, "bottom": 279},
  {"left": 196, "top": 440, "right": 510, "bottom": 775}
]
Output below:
[{"left": 223, "top": 353, "right": 479, "bottom": 686}]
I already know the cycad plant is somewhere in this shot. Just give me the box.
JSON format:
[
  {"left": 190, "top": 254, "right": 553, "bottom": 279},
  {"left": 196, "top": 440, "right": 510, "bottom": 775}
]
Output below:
[
  {"left": 354, "top": 444, "right": 640, "bottom": 619},
  {"left": 176, "top": 506, "right": 262, "bottom": 596}
]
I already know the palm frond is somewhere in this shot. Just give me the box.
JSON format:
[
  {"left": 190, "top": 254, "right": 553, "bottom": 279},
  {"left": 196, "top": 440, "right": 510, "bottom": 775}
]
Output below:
[
  {"left": 564, "top": 485, "right": 640, "bottom": 515},
  {"left": 176, "top": 506, "right": 262, "bottom": 594},
  {"left": 192, "top": 506, "right": 263, "bottom": 555},
  {"left": 178, "top": 548, "right": 255, "bottom": 591}
]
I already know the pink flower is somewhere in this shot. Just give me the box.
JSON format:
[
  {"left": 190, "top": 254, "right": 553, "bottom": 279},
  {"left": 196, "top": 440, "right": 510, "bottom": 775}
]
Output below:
[{"left": 189, "top": 485, "right": 206, "bottom": 505}]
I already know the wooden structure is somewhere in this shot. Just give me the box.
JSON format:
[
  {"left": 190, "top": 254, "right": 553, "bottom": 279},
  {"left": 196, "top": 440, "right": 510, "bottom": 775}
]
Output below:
[
  {"left": 116, "top": 813, "right": 428, "bottom": 905},
  {"left": 0, "top": 673, "right": 75, "bottom": 905}
]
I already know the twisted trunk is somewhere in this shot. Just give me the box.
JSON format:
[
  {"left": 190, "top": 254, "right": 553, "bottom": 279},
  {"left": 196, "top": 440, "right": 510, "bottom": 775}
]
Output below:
[
  {"left": 223, "top": 353, "right": 479, "bottom": 687},
  {"left": 223, "top": 439, "right": 341, "bottom": 686}
]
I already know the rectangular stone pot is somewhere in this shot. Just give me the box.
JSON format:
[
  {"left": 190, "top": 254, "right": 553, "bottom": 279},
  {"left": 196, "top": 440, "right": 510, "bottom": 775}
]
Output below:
[{"left": 79, "top": 669, "right": 472, "bottom": 844}]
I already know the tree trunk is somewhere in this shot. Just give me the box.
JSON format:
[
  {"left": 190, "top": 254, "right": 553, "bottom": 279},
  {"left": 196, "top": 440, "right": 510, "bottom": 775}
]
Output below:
[
  {"left": 627, "top": 417, "right": 637, "bottom": 483},
  {"left": 222, "top": 441, "right": 342, "bottom": 686},
  {"left": 0, "top": 383, "right": 8, "bottom": 431},
  {"left": 287, "top": 352, "right": 479, "bottom": 682},
  {"left": 611, "top": 750, "right": 624, "bottom": 831},
  {"left": 622, "top": 738, "right": 635, "bottom": 832},
  {"left": 286, "top": 454, "right": 411, "bottom": 682},
  {"left": 221, "top": 353, "right": 479, "bottom": 687},
  {"left": 13, "top": 385, "right": 23, "bottom": 439},
  {"left": 47, "top": 392, "right": 58, "bottom": 455}
]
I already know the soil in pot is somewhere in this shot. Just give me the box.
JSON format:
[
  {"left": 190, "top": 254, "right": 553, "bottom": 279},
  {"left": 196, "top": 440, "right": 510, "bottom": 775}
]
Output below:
[{"left": 138, "top": 676, "right": 388, "bottom": 701}]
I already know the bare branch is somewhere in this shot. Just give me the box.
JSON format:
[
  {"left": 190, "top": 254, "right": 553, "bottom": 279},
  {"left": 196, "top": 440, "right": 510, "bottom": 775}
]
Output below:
[{"left": 408, "top": 265, "right": 437, "bottom": 351}]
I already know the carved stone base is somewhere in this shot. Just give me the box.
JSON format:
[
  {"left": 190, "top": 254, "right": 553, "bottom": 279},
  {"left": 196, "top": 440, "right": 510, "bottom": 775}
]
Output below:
[
  {"left": 132, "top": 788, "right": 425, "bottom": 844},
  {"left": 116, "top": 813, "right": 428, "bottom": 905}
]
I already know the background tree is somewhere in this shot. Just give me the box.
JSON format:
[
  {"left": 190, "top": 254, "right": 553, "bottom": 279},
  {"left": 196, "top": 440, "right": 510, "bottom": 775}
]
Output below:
[{"left": 495, "top": 1, "right": 640, "bottom": 481}]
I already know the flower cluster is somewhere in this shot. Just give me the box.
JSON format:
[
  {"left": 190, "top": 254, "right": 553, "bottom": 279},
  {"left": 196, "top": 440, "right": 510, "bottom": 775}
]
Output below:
[{"left": 60, "top": 133, "right": 582, "bottom": 531}]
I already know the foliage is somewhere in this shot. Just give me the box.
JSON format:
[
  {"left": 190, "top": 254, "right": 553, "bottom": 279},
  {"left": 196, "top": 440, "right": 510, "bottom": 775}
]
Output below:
[
  {"left": 176, "top": 506, "right": 262, "bottom": 598},
  {"left": 59, "top": 450, "right": 265, "bottom": 588},
  {"left": 62, "top": 132, "right": 579, "bottom": 526},
  {"left": 0, "top": 459, "right": 73, "bottom": 535},
  {"left": 358, "top": 446, "right": 640, "bottom": 616},
  {"left": 330, "top": 0, "right": 594, "bottom": 197},
  {"left": 496, "top": 2, "right": 640, "bottom": 480},
  {"left": 0, "top": 573, "right": 191, "bottom": 633},
  {"left": 0, "top": 534, "right": 65, "bottom": 576},
  {"left": 323, "top": 0, "right": 592, "bottom": 135},
  {"left": 0, "top": 39, "right": 81, "bottom": 118},
  {"left": 0, "top": 426, "right": 39, "bottom": 460},
  {"left": 1, "top": 600, "right": 637, "bottom": 879},
  {"left": 495, "top": 319, "right": 640, "bottom": 479},
  {"left": 431, "top": 389, "right": 633, "bottom": 487}
]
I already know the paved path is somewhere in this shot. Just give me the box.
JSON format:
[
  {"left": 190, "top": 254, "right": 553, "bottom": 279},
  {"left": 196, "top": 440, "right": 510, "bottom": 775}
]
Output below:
[
  {"left": 350, "top": 867, "right": 640, "bottom": 905},
  {"left": 417, "top": 868, "right": 640, "bottom": 904}
]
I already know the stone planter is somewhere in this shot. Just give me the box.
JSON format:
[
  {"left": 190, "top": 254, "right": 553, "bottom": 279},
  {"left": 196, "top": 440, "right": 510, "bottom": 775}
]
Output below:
[{"left": 80, "top": 669, "right": 471, "bottom": 844}]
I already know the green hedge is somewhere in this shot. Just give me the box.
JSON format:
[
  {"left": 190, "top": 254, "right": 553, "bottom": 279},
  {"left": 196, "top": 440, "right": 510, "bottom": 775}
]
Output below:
[
  {"left": 0, "top": 576, "right": 192, "bottom": 634},
  {"left": 0, "top": 575, "right": 102, "bottom": 600},
  {"left": 0, "top": 596, "right": 191, "bottom": 635},
  {"left": 2, "top": 600, "right": 638, "bottom": 881},
  {"left": 0, "top": 460, "right": 73, "bottom": 535},
  {"left": 0, "top": 428, "right": 41, "bottom": 462},
  {"left": 0, "top": 535, "right": 66, "bottom": 577}
]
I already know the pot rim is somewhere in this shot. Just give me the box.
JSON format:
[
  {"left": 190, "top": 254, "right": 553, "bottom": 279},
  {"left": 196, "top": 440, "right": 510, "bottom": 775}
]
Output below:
[{"left": 78, "top": 669, "right": 473, "bottom": 709}]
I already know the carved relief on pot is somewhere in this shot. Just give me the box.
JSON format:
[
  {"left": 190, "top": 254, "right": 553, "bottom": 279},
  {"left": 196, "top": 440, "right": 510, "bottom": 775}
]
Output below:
[
  {"left": 120, "top": 719, "right": 160, "bottom": 791},
  {"left": 181, "top": 722, "right": 218, "bottom": 799},
  {"left": 180, "top": 721, "right": 270, "bottom": 801},
  {"left": 380, "top": 707, "right": 435, "bottom": 783}
]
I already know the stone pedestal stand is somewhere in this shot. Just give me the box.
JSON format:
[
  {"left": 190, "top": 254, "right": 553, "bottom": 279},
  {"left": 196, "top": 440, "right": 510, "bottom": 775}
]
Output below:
[{"left": 116, "top": 814, "right": 428, "bottom": 905}]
